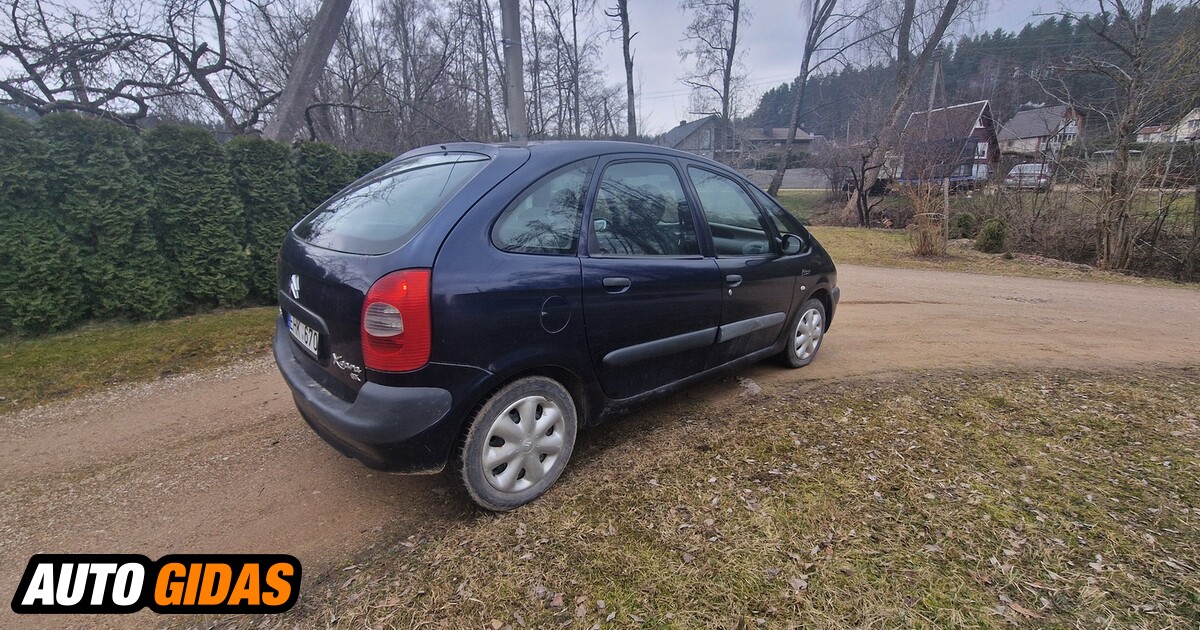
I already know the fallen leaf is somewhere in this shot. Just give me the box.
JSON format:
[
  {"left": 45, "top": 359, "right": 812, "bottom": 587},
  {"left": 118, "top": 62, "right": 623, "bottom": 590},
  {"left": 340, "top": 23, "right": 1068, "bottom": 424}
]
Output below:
[{"left": 1007, "top": 601, "right": 1043, "bottom": 619}]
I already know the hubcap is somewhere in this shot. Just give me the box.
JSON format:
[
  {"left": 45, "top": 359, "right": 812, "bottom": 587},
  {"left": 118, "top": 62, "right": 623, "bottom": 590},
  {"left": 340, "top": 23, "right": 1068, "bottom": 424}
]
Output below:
[
  {"left": 793, "top": 308, "right": 824, "bottom": 361},
  {"left": 482, "top": 395, "right": 565, "bottom": 493}
]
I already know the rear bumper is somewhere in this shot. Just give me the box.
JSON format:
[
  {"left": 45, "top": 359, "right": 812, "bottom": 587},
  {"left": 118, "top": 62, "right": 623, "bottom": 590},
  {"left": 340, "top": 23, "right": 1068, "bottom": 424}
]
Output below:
[{"left": 273, "top": 317, "right": 457, "bottom": 473}]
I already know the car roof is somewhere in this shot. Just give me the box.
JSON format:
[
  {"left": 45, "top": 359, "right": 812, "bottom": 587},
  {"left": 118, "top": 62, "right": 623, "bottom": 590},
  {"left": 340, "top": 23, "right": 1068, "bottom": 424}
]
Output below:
[{"left": 406, "top": 140, "right": 732, "bottom": 171}]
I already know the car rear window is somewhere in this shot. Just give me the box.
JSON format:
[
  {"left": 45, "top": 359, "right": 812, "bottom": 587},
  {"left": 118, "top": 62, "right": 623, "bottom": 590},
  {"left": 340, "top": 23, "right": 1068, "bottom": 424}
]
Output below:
[{"left": 293, "top": 152, "right": 489, "bottom": 254}]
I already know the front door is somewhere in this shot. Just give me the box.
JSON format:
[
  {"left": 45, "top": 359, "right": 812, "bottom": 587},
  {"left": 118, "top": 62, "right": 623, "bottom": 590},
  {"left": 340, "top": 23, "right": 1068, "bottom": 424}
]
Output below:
[
  {"left": 684, "top": 165, "right": 797, "bottom": 369},
  {"left": 580, "top": 158, "right": 722, "bottom": 400}
]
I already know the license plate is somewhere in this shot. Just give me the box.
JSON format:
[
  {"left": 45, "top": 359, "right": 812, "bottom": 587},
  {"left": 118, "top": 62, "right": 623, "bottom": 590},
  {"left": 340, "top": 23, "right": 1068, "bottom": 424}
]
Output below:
[{"left": 287, "top": 313, "right": 320, "bottom": 357}]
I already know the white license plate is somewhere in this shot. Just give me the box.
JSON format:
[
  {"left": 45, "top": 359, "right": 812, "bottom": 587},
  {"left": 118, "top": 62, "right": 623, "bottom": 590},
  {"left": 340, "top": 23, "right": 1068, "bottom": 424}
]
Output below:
[{"left": 287, "top": 313, "right": 320, "bottom": 357}]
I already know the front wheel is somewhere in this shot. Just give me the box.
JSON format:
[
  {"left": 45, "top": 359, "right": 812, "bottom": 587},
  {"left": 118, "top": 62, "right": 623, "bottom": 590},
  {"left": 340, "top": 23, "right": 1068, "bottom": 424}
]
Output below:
[
  {"left": 778, "top": 298, "right": 827, "bottom": 368},
  {"left": 458, "top": 376, "right": 578, "bottom": 511}
]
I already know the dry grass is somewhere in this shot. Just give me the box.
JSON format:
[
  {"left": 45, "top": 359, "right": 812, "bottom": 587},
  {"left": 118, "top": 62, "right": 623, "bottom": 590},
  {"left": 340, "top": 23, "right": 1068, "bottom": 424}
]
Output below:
[
  {"left": 252, "top": 366, "right": 1200, "bottom": 629},
  {"left": 809, "top": 226, "right": 1200, "bottom": 289}
]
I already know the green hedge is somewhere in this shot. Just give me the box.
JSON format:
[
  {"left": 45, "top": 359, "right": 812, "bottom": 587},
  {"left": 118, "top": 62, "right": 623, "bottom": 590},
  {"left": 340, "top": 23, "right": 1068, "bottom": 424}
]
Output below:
[{"left": 0, "top": 113, "right": 392, "bottom": 336}]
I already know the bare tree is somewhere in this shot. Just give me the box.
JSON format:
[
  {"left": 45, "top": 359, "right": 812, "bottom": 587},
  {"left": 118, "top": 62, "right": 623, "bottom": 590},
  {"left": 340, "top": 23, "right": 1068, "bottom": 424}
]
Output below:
[
  {"left": 1046, "top": 0, "right": 1190, "bottom": 270},
  {"left": 840, "top": 0, "right": 980, "bottom": 223},
  {"left": 766, "top": 0, "right": 879, "bottom": 196},
  {"left": 605, "top": 0, "right": 637, "bottom": 138},
  {"left": 679, "top": 0, "right": 746, "bottom": 162},
  {"left": 0, "top": 0, "right": 279, "bottom": 130}
]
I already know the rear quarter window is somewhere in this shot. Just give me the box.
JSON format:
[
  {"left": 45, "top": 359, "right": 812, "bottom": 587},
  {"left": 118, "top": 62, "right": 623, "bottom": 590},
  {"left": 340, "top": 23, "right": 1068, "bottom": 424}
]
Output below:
[
  {"left": 492, "top": 158, "right": 596, "bottom": 255},
  {"left": 294, "top": 152, "right": 488, "bottom": 255}
]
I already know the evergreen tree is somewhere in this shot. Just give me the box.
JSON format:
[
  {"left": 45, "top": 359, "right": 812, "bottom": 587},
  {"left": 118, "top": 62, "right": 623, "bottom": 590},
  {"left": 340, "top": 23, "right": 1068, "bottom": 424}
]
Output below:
[
  {"left": 144, "top": 125, "right": 249, "bottom": 308},
  {"left": 0, "top": 114, "right": 86, "bottom": 333},
  {"left": 226, "top": 136, "right": 300, "bottom": 303},
  {"left": 352, "top": 150, "right": 394, "bottom": 179},
  {"left": 37, "top": 114, "right": 175, "bottom": 320},
  {"left": 293, "top": 142, "right": 357, "bottom": 218}
]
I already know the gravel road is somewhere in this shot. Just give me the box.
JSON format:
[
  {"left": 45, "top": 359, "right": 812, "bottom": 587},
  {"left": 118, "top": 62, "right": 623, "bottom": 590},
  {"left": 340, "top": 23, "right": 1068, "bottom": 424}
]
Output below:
[{"left": 2, "top": 264, "right": 1197, "bottom": 628}]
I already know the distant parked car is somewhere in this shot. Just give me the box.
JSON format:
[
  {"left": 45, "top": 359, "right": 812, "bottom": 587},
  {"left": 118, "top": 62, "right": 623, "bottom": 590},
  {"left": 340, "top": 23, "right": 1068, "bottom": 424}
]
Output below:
[
  {"left": 1003, "top": 163, "right": 1053, "bottom": 191},
  {"left": 273, "top": 141, "right": 839, "bottom": 511}
]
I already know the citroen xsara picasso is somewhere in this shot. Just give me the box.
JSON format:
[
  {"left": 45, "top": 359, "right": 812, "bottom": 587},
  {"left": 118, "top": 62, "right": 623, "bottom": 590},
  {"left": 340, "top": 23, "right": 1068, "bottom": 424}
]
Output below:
[{"left": 273, "top": 141, "right": 838, "bottom": 511}]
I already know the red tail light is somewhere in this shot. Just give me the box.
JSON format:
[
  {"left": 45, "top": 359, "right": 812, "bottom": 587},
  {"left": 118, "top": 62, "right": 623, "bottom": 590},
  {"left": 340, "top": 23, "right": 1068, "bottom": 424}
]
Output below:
[{"left": 361, "top": 269, "right": 431, "bottom": 372}]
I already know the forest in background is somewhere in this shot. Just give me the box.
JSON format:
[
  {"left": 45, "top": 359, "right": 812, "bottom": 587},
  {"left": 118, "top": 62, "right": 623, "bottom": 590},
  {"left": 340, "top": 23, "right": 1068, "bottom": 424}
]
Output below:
[{"left": 746, "top": 5, "right": 1200, "bottom": 142}]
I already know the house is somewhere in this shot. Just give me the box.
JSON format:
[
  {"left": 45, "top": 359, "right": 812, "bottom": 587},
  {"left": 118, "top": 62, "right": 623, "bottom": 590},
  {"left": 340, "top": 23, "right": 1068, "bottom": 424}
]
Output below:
[
  {"left": 1168, "top": 108, "right": 1200, "bottom": 143},
  {"left": 660, "top": 115, "right": 737, "bottom": 162},
  {"left": 997, "top": 105, "right": 1081, "bottom": 157},
  {"left": 661, "top": 117, "right": 823, "bottom": 165},
  {"left": 897, "top": 100, "right": 999, "bottom": 186},
  {"left": 740, "top": 126, "right": 822, "bottom": 152},
  {"left": 1136, "top": 124, "right": 1172, "bottom": 144}
]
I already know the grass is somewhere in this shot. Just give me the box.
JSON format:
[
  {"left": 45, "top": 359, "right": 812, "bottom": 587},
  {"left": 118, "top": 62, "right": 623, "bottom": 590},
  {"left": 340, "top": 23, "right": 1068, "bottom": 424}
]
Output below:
[
  {"left": 806, "top": 225, "right": 1200, "bottom": 288},
  {"left": 774, "top": 189, "right": 826, "bottom": 223},
  {"left": 255, "top": 366, "right": 1200, "bottom": 628},
  {"left": 0, "top": 307, "right": 276, "bottom": 411}
]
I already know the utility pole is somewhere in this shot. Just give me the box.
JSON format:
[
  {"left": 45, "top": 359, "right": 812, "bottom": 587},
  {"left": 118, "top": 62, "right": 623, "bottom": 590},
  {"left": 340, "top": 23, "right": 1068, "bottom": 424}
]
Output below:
[
  {"left": 500, "top": 0, "right": 529, "bottom": 143},
  {"left": 923, "top": 44, "right": 949, "bottom": 216},
  {"left": 924, "top": 44, "right": 943, "bottom": 141},
  {"left": 263, "top": 0, "right": 353, "bottom": 142}
]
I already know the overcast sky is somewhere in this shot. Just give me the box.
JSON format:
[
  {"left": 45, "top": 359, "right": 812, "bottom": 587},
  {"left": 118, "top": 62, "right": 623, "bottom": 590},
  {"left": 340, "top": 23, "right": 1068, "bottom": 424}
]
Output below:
[{"left": 600, "top": 0, "right": 1084, "bottom": 134}]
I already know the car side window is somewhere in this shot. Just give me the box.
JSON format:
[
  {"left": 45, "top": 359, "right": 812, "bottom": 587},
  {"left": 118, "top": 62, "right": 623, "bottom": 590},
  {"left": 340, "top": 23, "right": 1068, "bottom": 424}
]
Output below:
[
  {"left": 749, "top": 187, "right": 809, "bottom": 248},
  {"left": 687, "top": 167, "right": 773, "bottom": 256},
  {"left": 492, "top": 158, "right": 596, "bottom": 255},
  {"left": 590, "top": 161, "right": 700, "bottom": 256}
]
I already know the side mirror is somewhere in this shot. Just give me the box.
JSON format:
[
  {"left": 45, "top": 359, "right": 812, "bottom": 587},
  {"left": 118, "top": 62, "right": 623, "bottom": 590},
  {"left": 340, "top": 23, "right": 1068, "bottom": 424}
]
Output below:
[{"left": 780, "top": 233, "right": 805, "bottom": 255}]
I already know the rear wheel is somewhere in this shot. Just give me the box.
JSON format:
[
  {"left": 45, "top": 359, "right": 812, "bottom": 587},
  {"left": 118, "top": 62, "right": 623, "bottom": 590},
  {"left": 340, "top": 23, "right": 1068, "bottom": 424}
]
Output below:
[
  {"left": 778, "top": 298, "right": 826, "bottom": 368},
  {"left": 458, "top": 376, "right": 577, "bottom": 511}
]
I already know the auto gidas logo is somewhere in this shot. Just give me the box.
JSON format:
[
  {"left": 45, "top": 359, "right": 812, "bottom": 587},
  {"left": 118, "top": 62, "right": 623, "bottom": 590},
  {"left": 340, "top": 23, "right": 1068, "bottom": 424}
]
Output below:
[{"left": 10, "top": 554, "right": 301, "bottom": 614}]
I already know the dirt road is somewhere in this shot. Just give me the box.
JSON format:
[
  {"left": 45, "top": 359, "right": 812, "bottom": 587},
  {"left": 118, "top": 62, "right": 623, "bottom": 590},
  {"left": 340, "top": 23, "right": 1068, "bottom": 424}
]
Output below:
[{"left": 2, "top": 265, "right": 1197, "bottom": 628}]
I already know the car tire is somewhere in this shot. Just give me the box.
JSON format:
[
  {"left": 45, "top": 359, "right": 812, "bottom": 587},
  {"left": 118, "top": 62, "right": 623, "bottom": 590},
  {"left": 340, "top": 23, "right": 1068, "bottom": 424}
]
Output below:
[
  {"left": 778, "top": 298, "right": 827, "bottom": 368},
  {"left": 458, "top": 376, "right": 578, "bottom": 511}
]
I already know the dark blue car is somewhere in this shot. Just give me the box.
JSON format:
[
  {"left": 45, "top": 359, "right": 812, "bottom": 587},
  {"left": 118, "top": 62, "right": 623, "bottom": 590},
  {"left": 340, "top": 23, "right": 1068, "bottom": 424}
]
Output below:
[{"left": 273, "top": 141, "right": 838, "bottom": 510}]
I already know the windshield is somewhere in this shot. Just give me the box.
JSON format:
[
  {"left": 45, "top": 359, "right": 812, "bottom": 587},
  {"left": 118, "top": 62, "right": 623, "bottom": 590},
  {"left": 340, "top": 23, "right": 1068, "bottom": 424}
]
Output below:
[{"left": 293, "top": 152, "right": 489, "bottom": 254}]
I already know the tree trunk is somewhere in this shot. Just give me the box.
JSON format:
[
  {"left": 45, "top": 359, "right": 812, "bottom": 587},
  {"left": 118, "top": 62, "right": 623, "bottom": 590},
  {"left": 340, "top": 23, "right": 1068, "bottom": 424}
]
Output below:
[
  {"left": 617, "top": 0, "right": 636, "bottom": 138},
  {"left": 263, "top": 0, "right": 353, "bottom": 142},
  {"left": 1098, "top": 0, "right": 1153, "bottom": 270},
  {"left": 717, "top": 0, "right": 741, "bottom": 163},
  {"left": 839, "top": 0, "right": 960, "bottom": 224},
  {"left": 500, "top": 0, "right": 529, "bottom": 142}
]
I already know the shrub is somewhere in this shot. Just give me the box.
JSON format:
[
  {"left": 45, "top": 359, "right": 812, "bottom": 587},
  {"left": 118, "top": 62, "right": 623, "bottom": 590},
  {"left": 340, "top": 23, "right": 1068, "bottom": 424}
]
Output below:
[
  {"left": 37, "top": 114, "right": 175, "bottom": 320},
  {"left": 0, "top": 114, "right": 86, "bottom": 334},
  {"left": 975, "top": 217, "right": 1008, "bottom": 253},
  {"left": 293, "top": 142, "right": 356, "bottom": 217},
  {"left": 948, "top": 211, "right": 977, "bottom": 239},
  {"left": 352, "top": 150, "right": 394, "bottom": 178},
  {"left": 226, "top": 136, "right": 300, "bottom": 303},
  {"left": 144, "top": 125, "right": 248, "bottom": 308}
]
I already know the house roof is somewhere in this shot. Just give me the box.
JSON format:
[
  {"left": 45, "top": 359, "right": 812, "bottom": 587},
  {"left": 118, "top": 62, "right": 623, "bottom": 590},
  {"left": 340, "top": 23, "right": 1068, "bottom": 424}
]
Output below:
[
  {"left": 997, "top": 105, "right": 1070, "bottom": 141},
  {"left": 1137, "top": 124, "right": 1171, "bottom": 135},
  {"left": 902, "top": 100, "right": 991, "bottom": 143},
  {"left": 741, "top": 127, "right": 815, "bottom": 142},
  {"left": 662, "top": 115, "right": 719, "bottom": 148}
]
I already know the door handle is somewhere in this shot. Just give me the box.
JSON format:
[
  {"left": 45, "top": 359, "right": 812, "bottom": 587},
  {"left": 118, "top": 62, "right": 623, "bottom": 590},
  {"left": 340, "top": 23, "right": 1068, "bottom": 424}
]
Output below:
[
  {"left": 602, "top": 277, "right": 632, "bottom": 293},
  {"left": 725, "top": 274, "right": 743, "bottom": 288}
]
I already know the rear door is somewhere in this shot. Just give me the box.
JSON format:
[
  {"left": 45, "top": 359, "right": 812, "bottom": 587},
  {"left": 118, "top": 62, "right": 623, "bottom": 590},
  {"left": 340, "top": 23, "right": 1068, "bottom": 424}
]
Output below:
[
  {"left": 683, "top": 164, "right": 797, "bottom": 369},
  {"left": 580, "top": 156, "right": 722, "bottom": 400}
]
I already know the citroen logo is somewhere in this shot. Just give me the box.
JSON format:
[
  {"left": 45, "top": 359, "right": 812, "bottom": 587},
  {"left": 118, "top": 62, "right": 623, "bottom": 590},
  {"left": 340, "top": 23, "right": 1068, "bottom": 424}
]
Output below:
[{"left": 289, "top": 274, "right": 301, "bottom": 300}]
